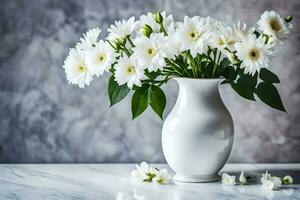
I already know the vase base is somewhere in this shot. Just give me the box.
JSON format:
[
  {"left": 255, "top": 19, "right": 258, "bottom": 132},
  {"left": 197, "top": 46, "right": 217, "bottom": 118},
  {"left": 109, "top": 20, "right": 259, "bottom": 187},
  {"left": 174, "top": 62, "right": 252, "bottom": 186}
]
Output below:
[{"left": 173, "top": 174, "right": 220, "bottom": 183}]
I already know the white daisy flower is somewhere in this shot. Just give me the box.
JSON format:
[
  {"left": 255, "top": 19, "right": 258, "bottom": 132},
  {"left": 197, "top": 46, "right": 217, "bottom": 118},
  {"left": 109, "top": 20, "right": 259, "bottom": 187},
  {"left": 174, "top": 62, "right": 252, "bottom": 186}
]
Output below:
[
  {"left": 131, "top": 162, "right": 148, "bottom": 181},
  {"left": 63, "top": 48, "right": 93, "bottom": 88},
  {"left": 233, "top": 21, "right": 255, "bottom": 40},
  {"left": 85, "top": 40, "right": 116, "bottom": 77},
  {"left": 221, "top": 173, "right": 236, "bottom": 186},
  {"left": 176, "top": 16, "right": 210, "bottom": 57},
  {"left": 210, "top": 26, "right": 237, "bottom": 52},
  {"left": 107, "top": 16, "right": 137, "bottom": 40},
  {"left": 165, "top": 30, "right": 182, "bottom": 58},
  {"left": 76, "top": 27, "right": 101, "bottom": 50},
  {"left": 261, "top": 171, "right": 282, "bottom": 190},
  {"left": 137, "top": 11, "right": 174, "bottom": 35},
  {"left": 152, "top": 169, "right": 171, "bottom": 184},
  {"left": 132, "top": 33, "right": 167, "bottom": 72},
  {"left": 257, "top": 10, "right": 291, "bottom": 43},
  {"left": 235, "top": 35, "right": 273, "bottom": 75},
  {"left": 114, "top": 55, "right": 144, "bottom": 88}
]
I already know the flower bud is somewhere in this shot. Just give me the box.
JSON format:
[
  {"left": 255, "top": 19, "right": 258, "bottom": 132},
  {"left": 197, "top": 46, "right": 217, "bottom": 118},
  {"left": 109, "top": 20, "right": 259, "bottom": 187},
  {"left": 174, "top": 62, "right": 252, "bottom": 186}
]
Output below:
[
  {"left": 154, "top": 12, "right": 163, "bottom": 24},
  {"left": 227, "top": 52, "right": 239, "bottom": 64},
  {"left": 285, "top": 15, "right": 293, "bottom": 23},
  {"left": 140, "top": 24, "right": 153, "bottom": 37},
  {"left": 116, "top": 38, "right": 126, "bottom": 46},
  {"left": 282, "top": 175, "right": 293, "bottom": 185},
  {"left": 111, "top": 40, "right": 121, "bottom": 50}
]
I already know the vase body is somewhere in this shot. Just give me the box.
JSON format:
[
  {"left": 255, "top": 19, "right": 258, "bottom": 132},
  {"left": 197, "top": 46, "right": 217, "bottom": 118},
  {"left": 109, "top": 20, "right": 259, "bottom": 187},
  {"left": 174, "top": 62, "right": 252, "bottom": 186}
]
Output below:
[{"left": 162, "top": 78, "right": 234, "bottom": 182}]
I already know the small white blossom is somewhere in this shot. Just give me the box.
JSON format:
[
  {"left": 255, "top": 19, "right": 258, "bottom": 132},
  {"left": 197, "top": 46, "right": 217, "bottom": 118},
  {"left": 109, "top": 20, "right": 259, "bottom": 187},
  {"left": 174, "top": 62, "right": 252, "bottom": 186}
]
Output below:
[
  {"left": 210, "top": 26, "right": 237, "bottom": 53},
  {"left": 63, "top": 48, "right": 93, "bottom": 88},
  {"left": 261, "top": 171, "right": 282, "bottom": 190},
  {"left": 235, "top": 35, "right": 273, "bottom": 75},
  {"left": 239, "top": 171, "right": 247, "bottom": 185},
  {"left": 177, "top": 16, "right": 211, "bottom": 57},
  {"left": 233, "top": 21, "right": 255, "bottom": 41},
  {"left": 131, "top": 162, "right": 150, "bottom": 182},
  {"left": 76, "top": 28, "right": 101, "bottom": 50},
  {"left": 85, "top": 40, "right": 116, "bottom": 77},
  {"left": 221, "top": 173, "right": 236, "bottom": 186},
  {"left": 107, "top": 16, "right": 137, "bottom": 40},
  {"left": 164, "top": 31, "right": 182, "bottom": 58},
  {"left": 114, "top": 55, "right": 144, "bottom": 88},
  {"left": 152, "top": 169, "right": 171, "bottom": 184},
  {"left": 257, "top": 10, "right": 292, "bottom": 43},
  {"left": 132, "top": 33, "right": 167, "bottom": 72}
]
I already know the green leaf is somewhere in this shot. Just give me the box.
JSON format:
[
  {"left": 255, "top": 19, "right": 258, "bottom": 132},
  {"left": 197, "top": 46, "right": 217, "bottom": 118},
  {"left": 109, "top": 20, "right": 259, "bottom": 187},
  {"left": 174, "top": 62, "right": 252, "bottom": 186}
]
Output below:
[
  {"left": 219, "top": 58, "right": 231, "bottom": 68},
  {"left": 131, "top": 84, "right": 150, "bottom": 119},
  {"left": 255, "top": 82, "right": 286, "bottom": 112},
  {"left": 150, "top": 85, "right": 166, "bottom": 119},
  {"left": 259, "top": 68, "right": 280, "bottom": 83},
  {"left": 108, "top": 76, "right": 130, "bottom": 106},
  {"left": 204, "top": 62, "right": 214, "bottom": 78},
  {"left": 230, "top": 73, "right": 257, "bottom": 101},
  {"left": 253, "top": 30, "right": 260, "bottom": 38},
  {"left": 144, "top": 69, "right": 161, "bottom": 80},
  {"left": 220, "top": 66, "right": 236, "bottom": 81}
]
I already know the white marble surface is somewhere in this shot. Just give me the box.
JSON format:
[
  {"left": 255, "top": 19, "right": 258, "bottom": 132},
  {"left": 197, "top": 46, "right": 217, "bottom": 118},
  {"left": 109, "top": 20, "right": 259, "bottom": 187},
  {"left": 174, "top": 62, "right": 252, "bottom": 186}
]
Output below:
[{"left": 0, "top": 164, "right": 299, "bottom": 200}]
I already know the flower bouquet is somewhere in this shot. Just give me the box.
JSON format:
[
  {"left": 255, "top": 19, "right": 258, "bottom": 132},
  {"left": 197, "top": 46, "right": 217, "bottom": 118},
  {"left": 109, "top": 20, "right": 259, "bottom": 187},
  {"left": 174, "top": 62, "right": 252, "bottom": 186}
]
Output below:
[
  {"left": 63, "top": 11, "right": 292, "bottom": 119},
  {"left": 63, "top": 10, "right": 293, "bottom": 182}
]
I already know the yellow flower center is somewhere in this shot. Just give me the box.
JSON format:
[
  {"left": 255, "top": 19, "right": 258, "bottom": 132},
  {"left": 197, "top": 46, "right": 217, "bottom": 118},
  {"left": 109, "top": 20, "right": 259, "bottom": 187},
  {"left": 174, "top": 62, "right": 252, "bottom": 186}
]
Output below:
[
  {"left": 270, "top": 18, "right": 282, "bottom": 32},
  {"left": 218, "top": 38, "right": 225, "bottom": 46},
  {"left": 147, "top": 47, "right": 156, "bottom": 56},
  {"left": 248, "top": 48, "right": 260, "bottom": 61},
  {"left": 189, "top": 30, "right": 200, "bottom": 41},
  {"left": 126, "top": 65, "right": 136, "bottom": 75},
  {"left": 98, "top": 54, "right": 106, "bottom": 63},
  {"left": 78, "top": 64, "right": 86, "bottom": 73}
]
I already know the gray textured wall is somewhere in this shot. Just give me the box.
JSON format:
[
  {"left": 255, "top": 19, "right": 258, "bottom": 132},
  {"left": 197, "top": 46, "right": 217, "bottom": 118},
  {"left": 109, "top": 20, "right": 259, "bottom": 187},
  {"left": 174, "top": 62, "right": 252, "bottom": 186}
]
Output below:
[{"left": 0, "top": 0, "right": 299, "bottom": 163}]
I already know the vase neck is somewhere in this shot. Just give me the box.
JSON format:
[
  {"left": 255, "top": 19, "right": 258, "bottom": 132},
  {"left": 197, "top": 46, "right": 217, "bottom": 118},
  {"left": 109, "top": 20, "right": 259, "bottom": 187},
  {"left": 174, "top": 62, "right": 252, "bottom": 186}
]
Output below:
[{"left": 174, "top": 78, "right": 224, "bottom": 111}]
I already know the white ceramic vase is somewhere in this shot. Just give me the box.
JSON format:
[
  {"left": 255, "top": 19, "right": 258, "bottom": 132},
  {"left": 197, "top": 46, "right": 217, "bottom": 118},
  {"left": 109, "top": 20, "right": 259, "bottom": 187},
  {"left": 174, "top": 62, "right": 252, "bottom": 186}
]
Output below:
[{"left": 162, "top": 78, "right": 234, "bottom": 182}]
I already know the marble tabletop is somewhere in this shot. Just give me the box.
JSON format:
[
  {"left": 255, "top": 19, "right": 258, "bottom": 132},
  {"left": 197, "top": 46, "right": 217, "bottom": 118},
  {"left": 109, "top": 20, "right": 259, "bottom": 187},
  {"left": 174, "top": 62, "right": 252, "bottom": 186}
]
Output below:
[{"left": 0, "top": 163, "right": 299, "bottom": 200}]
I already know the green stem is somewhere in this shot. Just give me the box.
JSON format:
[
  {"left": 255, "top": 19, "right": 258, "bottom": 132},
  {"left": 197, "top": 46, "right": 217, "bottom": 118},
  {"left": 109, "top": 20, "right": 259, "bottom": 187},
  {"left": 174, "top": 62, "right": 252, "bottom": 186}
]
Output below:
[
  {"left": 159, "top": 23, "right": 168, "bottom": 36},
  {"left": 126, "top": 35, "right": 135, "bottom": 47},
  {"left": 120, "top": 47, "right": 131, "bottom": 57},
  {"left": 212, "top": 49, "right": 218, "bottom": 78}
]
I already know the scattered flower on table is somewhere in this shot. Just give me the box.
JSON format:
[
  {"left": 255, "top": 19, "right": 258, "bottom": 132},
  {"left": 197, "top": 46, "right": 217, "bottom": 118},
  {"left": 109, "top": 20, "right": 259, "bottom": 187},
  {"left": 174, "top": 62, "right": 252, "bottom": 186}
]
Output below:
[
  {"left": 261, "top": 171, "right": 282, "bottom": 190},
  {"left": 131, "top": 162, "right": 171, "bottom": 184},
  {"left": 221, "top": 173, "right": 236, "bottom": 186},
  {"left": 239, "top": 170, "right": 247, "bottom": 185},
  {"left": 282, "top": 175, "right": 293, "bottom": 185},
  {"left": 152, "top": 168, "right": 171, "bottom": 184}
]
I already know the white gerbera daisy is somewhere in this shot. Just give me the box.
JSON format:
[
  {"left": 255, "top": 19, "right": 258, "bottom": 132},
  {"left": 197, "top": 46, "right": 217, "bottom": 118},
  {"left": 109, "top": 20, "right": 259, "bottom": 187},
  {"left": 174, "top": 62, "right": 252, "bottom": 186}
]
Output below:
[
  {"left": 210, "top": 26, "right": 237, "bottom": 52},
  {"left": 114, "top": 55, "right": 144, "bottom": 88},
  {"left": 233, "top": 21, "right": 255, "bottom": 40},
  {"left": 165, "top": 31, "right": 182, "bottom": 58},
  {"left": 85, "top": 40, "right": 116, "bottom": 77},
  {"left": 176, "top": 16, "right": 210, "bottom": 57},
  {"left": 235, "top": 35, "right": 273, "bottom": 75},
  {"left": 107, "top": 16, "right": 137, "bottom": 40},
  {"left": 152, "top": 169, "right": 171, "bottom": 184},
  {"left": 137, "top": 11, "right": 174, "bottom": 35},
  {"left": 257, "top": 10, "right": 291, "bottom": 43},
  {"left": 63, "top": 48, "right": 93, "bottom": 88},
  {"left": 132, "top": 33, "right": 167, "bottom": 72},
  {"left": 76, "top": 28, "right": 101, "bottom": 50}
]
